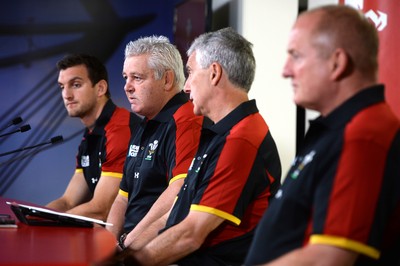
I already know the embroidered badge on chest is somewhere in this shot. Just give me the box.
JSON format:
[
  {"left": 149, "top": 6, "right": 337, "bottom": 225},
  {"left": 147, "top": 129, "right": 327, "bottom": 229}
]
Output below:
[
  {"left": 193, "top": 154, "right": 207, "bottom": 173},
  {"left": 145, "top": 140, "right": 159, "bottom": 161},
  {"left": 291, "top": 150, "right": 316, "bottom": 179}
]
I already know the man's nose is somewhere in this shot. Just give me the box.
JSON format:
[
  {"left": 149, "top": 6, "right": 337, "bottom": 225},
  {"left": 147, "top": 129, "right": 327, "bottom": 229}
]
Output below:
[
  {"left": 62, "top": 87, "right": 72, "bottom": 99},
  {"left": 282, "top": 58, "right": 292, "bottom": 78},
  {"left": 183, "top": 80, "right": 191, "bottom": 93},
  {"left": 124, "top": 81, "right": 133, "bottom": 92}
]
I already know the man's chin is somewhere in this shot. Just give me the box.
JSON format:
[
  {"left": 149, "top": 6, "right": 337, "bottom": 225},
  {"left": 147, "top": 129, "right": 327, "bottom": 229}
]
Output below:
[
  {"left": 193, "top": 109, "right": 202, "bottom": 117},
  {"left": 66, "top": 110, "right": 80, "bottom": 117},
  {"left": 130, "top": 104, "right": 141, "bottom": 113}
]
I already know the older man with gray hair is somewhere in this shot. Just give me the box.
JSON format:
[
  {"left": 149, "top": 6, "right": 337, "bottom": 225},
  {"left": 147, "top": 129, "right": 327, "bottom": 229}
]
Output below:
[{"left": 106, "top": 36, "right": 204, "bottom": 252}]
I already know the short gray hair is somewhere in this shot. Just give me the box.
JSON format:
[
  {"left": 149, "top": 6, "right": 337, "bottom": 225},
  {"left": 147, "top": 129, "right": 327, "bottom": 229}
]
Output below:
[
  {"left": 125, "top": 36, "right": 185, "bottom": 90},
  {"left": 187, "top": 27, "right": 256, "bottom": 92}
]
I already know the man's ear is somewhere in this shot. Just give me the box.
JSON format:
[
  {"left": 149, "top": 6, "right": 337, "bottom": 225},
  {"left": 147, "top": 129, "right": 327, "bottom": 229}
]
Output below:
[
  {"left": 210, "top": 63, "right": 222, "bottom": 86},
  {"left": 330, "top": 48, "right": 349, "bottom": 81},
  {"left": 96, "top": 79, "right": 108, "bottom": 96},
  {"left": 163, "top": 69, "right": 175, "bottom": 91}
]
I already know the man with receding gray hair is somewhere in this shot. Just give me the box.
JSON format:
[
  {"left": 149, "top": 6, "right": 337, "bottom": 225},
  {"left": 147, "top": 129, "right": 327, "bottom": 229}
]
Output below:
[{"left": 245, "top": 5, "right": 400, "bottom": 266}]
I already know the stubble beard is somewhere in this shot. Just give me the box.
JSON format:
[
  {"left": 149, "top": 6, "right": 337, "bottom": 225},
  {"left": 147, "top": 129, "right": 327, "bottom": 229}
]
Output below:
[{"left": 66, "top": 102, "right": 92, "bottom": 119}]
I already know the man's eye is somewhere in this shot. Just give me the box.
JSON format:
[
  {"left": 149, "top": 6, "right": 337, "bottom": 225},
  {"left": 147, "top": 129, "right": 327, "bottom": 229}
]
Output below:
[
  {"left": 290, "top": 51, "right": 300, "bottom": 60},
  {"left": 73, "top": 83, "right": 81, "bottom": 88}
]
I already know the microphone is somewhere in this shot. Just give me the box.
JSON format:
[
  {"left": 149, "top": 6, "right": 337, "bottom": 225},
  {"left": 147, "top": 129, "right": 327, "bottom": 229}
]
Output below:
[
  {"left": 0, "top": 117, "right": 23, "bottom": 132},
  {"left": 0, "top": 135, "right": 64, "bottom": 157},
  {"left": 0, "top": 124, "right": 31, "bottom": 138}
]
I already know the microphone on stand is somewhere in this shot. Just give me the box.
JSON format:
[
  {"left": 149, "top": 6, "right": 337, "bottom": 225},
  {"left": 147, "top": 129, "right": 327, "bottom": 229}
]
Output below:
[
  {"left": 0, "top": 117, "right": 23, "bottom": 132},
  {"left": 0, "top": 135, "right": 64, "bottom": 157},
  {"left": 0, "top": 124, "right": 31, "bottom": 138}
]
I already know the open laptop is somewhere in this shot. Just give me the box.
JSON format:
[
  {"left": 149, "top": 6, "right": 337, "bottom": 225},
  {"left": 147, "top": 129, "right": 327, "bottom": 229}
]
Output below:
[{"left": 6, "top": 201, "right": 112, "bottom": 228}]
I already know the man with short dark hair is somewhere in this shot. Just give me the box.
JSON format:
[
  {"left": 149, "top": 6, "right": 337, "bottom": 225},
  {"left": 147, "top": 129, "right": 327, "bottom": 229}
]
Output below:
[{"left": 47, "top": 54, "right": 137, "bottom": 221}]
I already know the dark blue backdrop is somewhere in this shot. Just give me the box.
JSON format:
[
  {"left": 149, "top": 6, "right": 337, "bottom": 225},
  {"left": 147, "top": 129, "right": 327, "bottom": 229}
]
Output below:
[{"left": 0, "top": 0, "right": 203, "bottom": 205}]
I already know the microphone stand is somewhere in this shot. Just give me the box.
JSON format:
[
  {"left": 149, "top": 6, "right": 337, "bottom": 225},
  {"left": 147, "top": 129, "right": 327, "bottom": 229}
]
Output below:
[
  {"left": 0, "top": 125, "right": 31, "bottom": 138},
  {"left": 0, "top": 117, "right": 23, "bottom": 133},
  {"left": 0, "top": 136, "right": 63, "bottom": 157}
]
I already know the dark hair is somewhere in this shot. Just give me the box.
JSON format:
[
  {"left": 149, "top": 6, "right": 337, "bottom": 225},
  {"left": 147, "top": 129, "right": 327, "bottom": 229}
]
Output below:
[{"left": 56, "top": 54, "right": 111, "bottom": 98}]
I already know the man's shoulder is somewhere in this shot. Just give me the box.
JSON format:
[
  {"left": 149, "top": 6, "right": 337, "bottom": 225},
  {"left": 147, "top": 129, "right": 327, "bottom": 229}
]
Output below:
[
  {"left": 174, "top": 101, "right": 202, "bottom": 121},
  {"left": 104, "top": 106, "right": 136, "bottom": 134},
  {"left": 113, "top": 105, "right": 131, "bottom": 116},
  {"left": 110, "top": 105, "right": 137, "bottom": 122}
]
